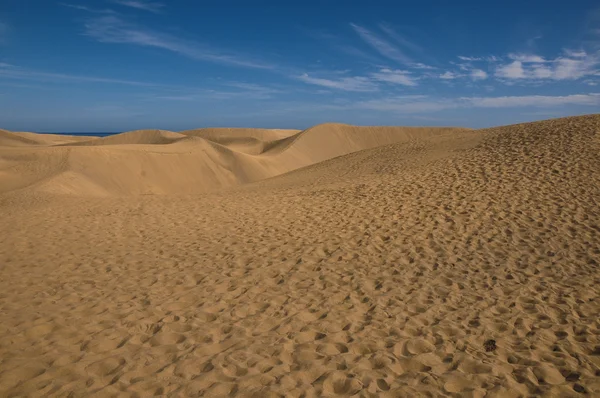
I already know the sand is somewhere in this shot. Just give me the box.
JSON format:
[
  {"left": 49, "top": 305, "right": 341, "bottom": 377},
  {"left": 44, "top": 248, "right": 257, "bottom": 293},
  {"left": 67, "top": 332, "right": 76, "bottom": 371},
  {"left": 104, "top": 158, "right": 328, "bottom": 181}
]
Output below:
[{"left": 0, "top": 115, "right": 599, "bottom": 397}]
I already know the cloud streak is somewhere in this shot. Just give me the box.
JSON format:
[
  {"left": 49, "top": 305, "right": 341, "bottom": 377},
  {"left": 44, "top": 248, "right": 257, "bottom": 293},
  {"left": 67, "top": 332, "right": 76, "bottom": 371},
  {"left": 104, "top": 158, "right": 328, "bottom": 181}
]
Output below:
[
  {"left": 61, "top": 3, "right": 117, "bottom": 14},
  {"left": 370, "top": 69, "right": 418, "bottom": 86},
  {"left": 111, "top": 0, "right": 164, "bottom": 13},
  {"left": 0, "top": 65, "right": 163, "bottom": 86},
  {"left": 350, "top": 23, "right": 412, "bottom": 64},
  {"left": 329, "top": 94, "right": 600, "bottom": 113},
  {"left": 151, "top": 83, "right": 283, "bottom": 101},
  {"left": 464, "top": 94, "right": 600, "bottom": 107},
  {"left": 508, "top": 53, "right": 547, "bottom": 63},
  {"left": 439, "top": 71, "right": 461, "bottom": 80},
  {"left": 84, "top": 16, "right": 274, "bottom": 69},
  {"left": 378, "top": 23, "right": 423, "bottom": 54},
  {"left": 296, "top": 73, "right": 378, "bottom": 92}
]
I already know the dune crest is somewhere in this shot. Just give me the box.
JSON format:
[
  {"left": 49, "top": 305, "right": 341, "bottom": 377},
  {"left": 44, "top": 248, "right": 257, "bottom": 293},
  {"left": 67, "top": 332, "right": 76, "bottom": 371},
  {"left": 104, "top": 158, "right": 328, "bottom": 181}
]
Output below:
[
  {"left": 0, "top": 124, "right": 467, "bottom": 196},
  {"left": 64, "top": 129, "right": 186, "bottom": 146}
]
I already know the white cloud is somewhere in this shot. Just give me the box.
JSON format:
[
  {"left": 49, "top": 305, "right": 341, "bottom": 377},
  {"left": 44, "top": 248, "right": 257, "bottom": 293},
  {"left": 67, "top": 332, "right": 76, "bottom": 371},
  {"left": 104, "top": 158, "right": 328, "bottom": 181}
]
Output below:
[
  {"left": 411, "top": 63, "right": 436, "bottom": 70},
  {"left": 458, "top": 56, "right": 481, "bottom": 61},
  {"left": 111, "top": 0, "right": 164, "bottom": 13},
  {"left": 439, "top": 71, "right": 460, "bottom": 79},
  {"left": 508, "top": 53, "right": 547, "bottom": 63},
  {"left": 296, "top": 73, "right": 378, "bottom": 92},
  {"left": 437, "top": 65, "right": 487, "bottom": 82},
  {"left": 458, "top": 55, "right": 501, "bottom": 62},
  {"left": 464, "top": 93, "right": 600, "bottom": 107},
  {"left": 553, "top": 57, "right": 593, "bottom": 79},
  {"left": 84, "top": 16, "right": 273, "bottom": 69},
  {"left": 350, "top": 23, "right": 412, "bottom": 64},
  {"left": 564, "top": 49, "right": 587, "bottom": 58},
  {"left": 496, "top": 61, "right": 527, "bottom": 78},
  {"left": 496, "top": 52, "right": 599, "bottom": 81},
  {"left": 470, "top": 69, "right": 488, "bottom": 80},
  {"left": 531, "top": 65, "right": 553, "bottom": 78},
  {"left": 371, "top": 69, "right": 418, "bottom": 86},
  {"left": 330, "top": 94, "right": 600, "bottom": 113}
]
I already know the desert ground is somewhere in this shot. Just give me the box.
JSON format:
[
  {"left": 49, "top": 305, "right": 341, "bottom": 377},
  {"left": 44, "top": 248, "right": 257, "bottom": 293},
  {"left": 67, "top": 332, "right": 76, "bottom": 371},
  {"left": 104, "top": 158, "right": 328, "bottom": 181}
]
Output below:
[{"left": 0, "top": 114, "right": 599, "bottom": 397}]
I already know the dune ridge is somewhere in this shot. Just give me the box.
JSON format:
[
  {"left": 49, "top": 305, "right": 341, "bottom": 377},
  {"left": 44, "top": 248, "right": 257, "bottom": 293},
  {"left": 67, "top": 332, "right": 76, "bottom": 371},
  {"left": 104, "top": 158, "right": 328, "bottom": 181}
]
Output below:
[{"left": 0, "top": 124, "right": 468, "bottom": 196}]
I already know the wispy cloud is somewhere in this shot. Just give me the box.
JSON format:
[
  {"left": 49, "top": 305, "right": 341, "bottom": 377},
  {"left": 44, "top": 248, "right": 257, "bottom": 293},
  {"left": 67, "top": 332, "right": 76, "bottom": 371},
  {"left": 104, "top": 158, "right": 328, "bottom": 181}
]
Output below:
[
  {"left": 464, "top": 93, "right": 600, "bottom": 107},
  {"left": 152, "top": 83, "right": 282, "bottom": 101},
  {"left": 303, "top": 29, "right": 383, "bottom": 63},
  {"left": 329, "top": 93, "right": 600, "bottom": 113},
  {"left": 564, "top": 49, "right": 587, "bottom": 58},
  {"left": 440, "top": 63, "right": 487, "bottom": 81},
  {"left": 0, "top": 65, "right": 162, "bottom": 86},
  {"left": 84, "top": 16, "right": 274, "bottom": 69},
  {"left": 378, "top": 23, "right": 423, "bottom": 54},
  {"left": 458, "top": 55, "right": 501, "bottom": 62},
  {"left": 439, "top": 71, "right": 461, "bottom": 80},
  {"left": 296, "top": 73, "right": 378, "bottom": 92},
  {"left": 412, "top": 63, "right": 436, "bottom": 70},
  {"left": 508, "top": 53, "right": 547, "bottom": 63},
  {"left": 344, "top": 96, "right": 453, "bottom": 113},
  {"left": 350, "top": 23, "right": 412, "bottom": 64},
  {"left": 110, "top": 0, "right": 164, "bottom": 13},
  {"left": 60, "top": 3, "right": 117, "bottom": 14},
  {"left": 219, "top": 82, "right": 283, "bottom": 99},
  {"left": 370, "top": 69, "right": 418, "bottom": 86},
  {"left": 336, "top": 45, "right": 383, "bottom": 63},
  {"left": 458, "top": 56, "right": 481, "bottom": 62}
]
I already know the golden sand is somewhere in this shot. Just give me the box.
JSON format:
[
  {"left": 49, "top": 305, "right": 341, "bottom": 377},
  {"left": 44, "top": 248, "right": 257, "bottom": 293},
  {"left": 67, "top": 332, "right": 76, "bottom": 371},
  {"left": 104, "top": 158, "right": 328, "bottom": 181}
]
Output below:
[{"left": 0, "top": 115, "right": 599, "bottom": 396}]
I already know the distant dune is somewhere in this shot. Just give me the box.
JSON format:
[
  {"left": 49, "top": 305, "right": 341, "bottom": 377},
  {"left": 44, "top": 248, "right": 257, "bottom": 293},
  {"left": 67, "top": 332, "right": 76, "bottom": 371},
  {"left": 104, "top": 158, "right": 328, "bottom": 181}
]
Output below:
[
  {"left": 0, "top": 124, "right": 468, "bottom": 196},
  {"left": 1, "top": 115, "right": 599, "bottom": 397},
  {"left": 0, "top": 129, "right": 98, "bottom": 147}
]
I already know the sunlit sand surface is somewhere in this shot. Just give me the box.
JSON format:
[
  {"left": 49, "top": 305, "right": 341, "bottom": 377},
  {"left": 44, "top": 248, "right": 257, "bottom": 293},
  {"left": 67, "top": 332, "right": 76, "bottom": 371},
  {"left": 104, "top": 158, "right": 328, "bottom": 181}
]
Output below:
[{"left": 1, "top": 115, "right": 599, "bottom": 396}]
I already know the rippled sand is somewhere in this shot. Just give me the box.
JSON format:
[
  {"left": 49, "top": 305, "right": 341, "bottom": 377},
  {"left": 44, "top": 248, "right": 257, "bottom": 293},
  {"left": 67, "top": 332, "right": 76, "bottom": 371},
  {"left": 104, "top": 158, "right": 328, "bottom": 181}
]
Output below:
[{"left": 1, "top": 115, "right": 599, "bottom": 397}]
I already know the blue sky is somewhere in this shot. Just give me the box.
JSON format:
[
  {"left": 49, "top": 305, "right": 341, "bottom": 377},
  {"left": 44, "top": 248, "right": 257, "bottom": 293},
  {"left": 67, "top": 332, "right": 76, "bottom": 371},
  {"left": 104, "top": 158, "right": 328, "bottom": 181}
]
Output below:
[{"left": 1, "top": 0, "right": 599, "bottom": 132}]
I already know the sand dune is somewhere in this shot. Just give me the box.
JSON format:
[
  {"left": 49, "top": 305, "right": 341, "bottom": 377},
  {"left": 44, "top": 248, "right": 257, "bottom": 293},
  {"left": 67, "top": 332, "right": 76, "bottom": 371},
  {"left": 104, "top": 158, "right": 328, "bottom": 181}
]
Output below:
[
  {"left": 0, "top": 129, "right": 43, "bottom": 146},
  {"left": 64, "top": 129, "right": 187, "bottom": 146},
  {"left": 181, "top": 127, "right": 301, "bottom": 142},
  {"left": 0, "top": 129, "right": 98, "bottom": 147},
  {"left": 1, "top": 115, "right": 599, "bottom": 397},
  {"left": 0, "top": 124, "right": 467, "bottom": 196},
  {"left": 180, "top": 128, "right": 300, "bottom": 155}
]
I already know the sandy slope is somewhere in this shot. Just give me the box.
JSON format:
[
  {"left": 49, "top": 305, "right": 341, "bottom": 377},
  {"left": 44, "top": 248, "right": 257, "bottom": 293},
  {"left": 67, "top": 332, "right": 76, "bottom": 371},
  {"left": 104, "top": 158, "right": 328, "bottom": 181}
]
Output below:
[
  {"left": 0, "top": 129, "right": 98, "bottom": 147},
  {"left": 0, "top": 125, "right": 466, "bottom": 196},
  {"left": 0, "top": 115, "right": 599, "bottom": 397}
]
